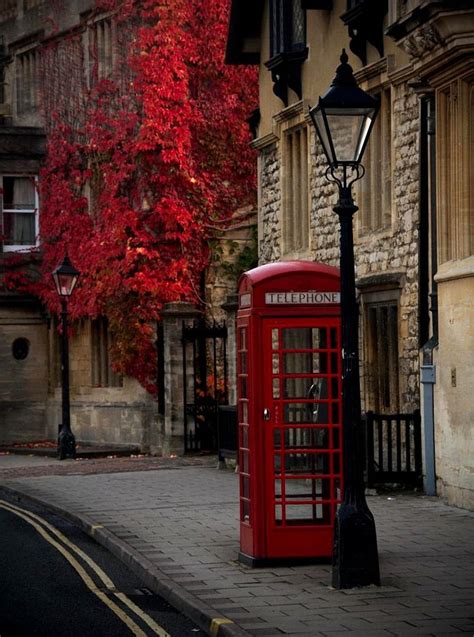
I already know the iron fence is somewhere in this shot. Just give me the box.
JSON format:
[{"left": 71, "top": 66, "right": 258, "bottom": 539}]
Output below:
[{"left": 364, "top": 410, "right": 422, "bottom": 488}]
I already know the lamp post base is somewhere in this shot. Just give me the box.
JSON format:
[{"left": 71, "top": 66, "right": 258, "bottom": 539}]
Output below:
[
  {"left": 332, "top": 501, "right": 380, "bottom": 589},
  {"left": 58, "top": 424, "right": 76, "bottom": 460}
]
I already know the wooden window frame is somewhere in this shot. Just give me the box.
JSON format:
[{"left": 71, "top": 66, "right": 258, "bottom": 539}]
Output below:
[
  {"left": 1, "top": 174, "right": 39, "bottom": 252},
  {"left": 362, "top": 289, "right": 400, "bottom": 414}
]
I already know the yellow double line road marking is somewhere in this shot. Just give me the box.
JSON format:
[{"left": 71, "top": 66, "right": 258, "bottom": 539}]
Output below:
[{"left": 0, "top": 499, "right": 170, "bottom": 637}]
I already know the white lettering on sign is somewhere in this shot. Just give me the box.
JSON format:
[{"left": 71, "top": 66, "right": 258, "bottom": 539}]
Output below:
[{"left": 265, "top": 291, "right": 340, "bottom": 305}]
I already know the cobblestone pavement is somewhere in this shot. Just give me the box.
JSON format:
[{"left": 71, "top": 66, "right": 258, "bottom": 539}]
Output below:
[{"left": 1, "top": 457, "right": 473, "bottom": 636}]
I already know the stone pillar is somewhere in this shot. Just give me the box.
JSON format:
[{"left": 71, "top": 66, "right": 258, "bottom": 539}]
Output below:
[
  {"left": 161, "top": 302, "right": 201, "bottom": 456},
  {"left": 222, "top": 293, "right": 238, "bottom": 406}
]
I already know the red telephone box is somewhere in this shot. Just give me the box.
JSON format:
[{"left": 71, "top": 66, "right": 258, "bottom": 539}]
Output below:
[{"left": 237, "top": 261, "right": 342, "bottom": 565}]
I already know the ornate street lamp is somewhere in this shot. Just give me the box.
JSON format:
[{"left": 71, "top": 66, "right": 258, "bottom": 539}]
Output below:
[
  {"left": 309, "top": 50, "right": 381, "bottom": 589},
  {"left": 52, "top": 255, "right": 80, "bottom": 460}
]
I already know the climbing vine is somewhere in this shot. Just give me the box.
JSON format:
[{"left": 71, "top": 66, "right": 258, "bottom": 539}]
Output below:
[{"left": 17, "top": 0, "right": 258, "bottom": 394}]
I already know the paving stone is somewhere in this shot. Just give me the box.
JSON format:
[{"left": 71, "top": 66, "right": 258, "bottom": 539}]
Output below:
[
  {"left": 246, "top": 628, "right": 285, "bottom": 636},
  {"left": 1, "top": 461, "right": 473, "bottom": 637},
  {"left": 273, "top": 620, "right": 326, "bottom": 633},
  {"left": 320, "top": 631, "right": 393, "bottom": 636}
]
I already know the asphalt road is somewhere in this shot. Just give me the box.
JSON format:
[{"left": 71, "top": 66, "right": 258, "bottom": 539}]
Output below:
[{"left": 0, "top": 494, "right": 202, "bottom": 637}]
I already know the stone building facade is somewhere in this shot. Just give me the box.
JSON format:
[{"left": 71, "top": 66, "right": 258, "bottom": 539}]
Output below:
[
  {"left": 227, "top": 0, "right": 473, "bottom": 508},
  {"left": 0, "top": 0, "right": 255, "bottom": 453},
  {"left": 0, "top": 1, "right": 152, "bottom": 449}
]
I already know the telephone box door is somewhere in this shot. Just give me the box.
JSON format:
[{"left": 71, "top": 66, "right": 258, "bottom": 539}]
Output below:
[{"left": 262, "top": 316, "right": 342, "bottom": 558}]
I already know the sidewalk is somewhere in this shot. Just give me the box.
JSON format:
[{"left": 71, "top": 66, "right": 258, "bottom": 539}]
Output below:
[{"left": 1, "top": 454, "right": 473, "bottom": 636}]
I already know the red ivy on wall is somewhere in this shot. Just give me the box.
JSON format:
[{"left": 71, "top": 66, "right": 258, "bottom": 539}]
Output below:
[{"left": 25, "top": 0, "right": 257, "bottom": 394}]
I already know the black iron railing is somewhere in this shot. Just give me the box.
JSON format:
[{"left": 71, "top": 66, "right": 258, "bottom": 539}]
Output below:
[{"left": 364, "top": 410, "right": 422, "bottom": 488}]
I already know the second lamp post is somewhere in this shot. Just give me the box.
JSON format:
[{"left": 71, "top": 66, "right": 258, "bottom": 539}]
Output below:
[
  {"left": 52, "top": 255, "right": 80, "bottom": 460},
  {"left": 309, "top": 50, "right": 381, "bottom": 589}
]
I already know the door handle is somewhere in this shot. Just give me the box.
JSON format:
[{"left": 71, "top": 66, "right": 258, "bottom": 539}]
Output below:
[
  {"left": 263, "top": 408, "right": 271, "bottom": 421},
  {"left": 307, "top": 381, "right": 321, "bottom": 416},
  {"left": 307, "top": 381, "right": 320, "bottom": 399}
]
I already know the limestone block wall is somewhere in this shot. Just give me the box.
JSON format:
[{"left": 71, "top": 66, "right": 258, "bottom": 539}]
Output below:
[
  {"left": 256, "top": 82, "right": 421, "bottom": 413},
  {"left": 434, "top": 259, "right": 474, "bottom": 510},
  {"left": 353, "top": 85, "right": 420, "bottom": 412},
  {"left": 259, "top": 143, "right": 282, "bottom": 264},
  {"left": 309, "top": 128, "right": 340, "bottom": 267},
  {"left": 45, "top": 318, "right": 157, "bottom": 450},
  {"left": 205, "top": 210, "right": 257, "bottom": 407},
  {"left": 46, "top": 379, "right": 156, "bottom": 450},
  {"left": 388, "top": 86, "right": 421, "bottom": 411},
  {"left": 222, "top": 295, "right": 238, "bottom": 406},
  {"left": 206, "top": 210, "right": 257, "bottom": 323},
  {"left": 0, "top": 303, "right": 49, "bottom": 442}
]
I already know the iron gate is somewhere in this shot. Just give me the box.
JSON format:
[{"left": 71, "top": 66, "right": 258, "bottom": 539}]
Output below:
[
  {"left": 364, "top": 410, "right": 423, "bottom": 488},
  {"left": 182, "top": 319, "right": 228, "bottom": 452}
]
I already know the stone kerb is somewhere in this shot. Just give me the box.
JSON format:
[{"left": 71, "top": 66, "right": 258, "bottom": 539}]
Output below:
[{"left": 161, "top": 302, "right": 201, "bottom": 456}]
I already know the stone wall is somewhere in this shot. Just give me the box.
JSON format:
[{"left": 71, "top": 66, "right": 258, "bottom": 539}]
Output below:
[
  {"left": 205, "top": 209, "right": 257, "bottom": 408},
  {"left": 355, "top": 84, "right": 420, "bottom": 412},
  {"left": 434, "top": 260, "right": 474, "bottom": 510},
  {"left": 387, "top": 85, "right": 421, "bottom": 411},
  {"left": 259, "top": 144, "right": 282, "bottom": 264},
  {"left": 206, "top": 209, "right": 257, "bottom": 324},
  {"left": 0, "top": 300, "right": 49, "bottom": 442},
  {"left": 44, "top": 319, "right": 157, "bottom": 450},
  {"left": 256, "top": 83, "right": 421, "bottom": 414},
  {"left": 45, "top": 384, "right": 156, "bottom": 450},
  {"left": 309, "top": 127, "right": 340, "bottom": 267}
]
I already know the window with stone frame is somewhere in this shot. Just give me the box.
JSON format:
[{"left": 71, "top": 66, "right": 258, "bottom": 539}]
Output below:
[
  {"left": 437, "top": 73, "right": 474, "bottom": 263},
  {"left": 91, "top": 317, "right": 123, "bottom": 388},
  {"left": 15, "top": 47, "right": 39, "bottom": 115},
  {"left": 357, "top": 87, "right": 392, "bottom": 234},
  {"left": 282, "top": 125, "right": 310, "bottom": 255},
  {"left": 363, "top": 293, "right": 400, "bottom": 414},
  {"left": 87, "top": 16, "right": 115, "bottom": 85},
  {"left": 1, "top": 175, "right": 39, "bottom": 251}
]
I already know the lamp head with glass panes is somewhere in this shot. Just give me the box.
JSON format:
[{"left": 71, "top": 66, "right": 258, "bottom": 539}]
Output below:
[
  {"left": 52, "top": 255, "right": 80, "bottom": 298},
  {"left": 309, "top": 50, "right": 379, "bottom": 171}
]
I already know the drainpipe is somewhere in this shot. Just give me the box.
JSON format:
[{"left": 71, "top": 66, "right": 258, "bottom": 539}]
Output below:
[
  {"left": 419, "top": 94, "right": 438, "bottom": 496},
  {"left": 421, "top": 355, "right": 436, "bottom": 495}
]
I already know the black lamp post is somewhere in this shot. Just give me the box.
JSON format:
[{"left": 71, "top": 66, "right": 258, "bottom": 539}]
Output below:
[
  {"left": 309, "top": 50, "right": 381, "bottom": 589},
  {"left": 52, "top": 255, "right": 80, "bottom": 460}
]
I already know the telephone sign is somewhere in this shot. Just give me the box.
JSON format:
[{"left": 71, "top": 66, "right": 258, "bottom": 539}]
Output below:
[
  {"left": 237, "top": 261, "right": 342, "bottom": 565},
  {"left": 265, "top": 291, "right": 340, "bottom": 305}
]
